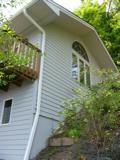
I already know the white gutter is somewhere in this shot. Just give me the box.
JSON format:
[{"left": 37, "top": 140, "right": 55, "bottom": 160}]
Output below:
[{"left": 23, "top": 9, "right": 46, "bottom": 160}]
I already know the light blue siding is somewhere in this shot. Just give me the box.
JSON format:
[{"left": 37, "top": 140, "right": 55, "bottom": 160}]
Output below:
[
  {"left": 30, "top": 23, "right": 101, "bottom": 159},
  {"left": 40, "top": 23, "right": 100, "bottom": 120},
  {"left": 0, "top": 22, "right": 101, "bottom": 160},
  {"left": 0, "top": 28, "right": 41, "bottom": 160},
  {"left": 0, "top": 81, "right": 37, "bottom": 160}
]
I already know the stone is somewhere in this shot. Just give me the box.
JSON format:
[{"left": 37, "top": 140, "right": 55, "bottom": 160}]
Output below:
[
  {"left": 62, "top": 137, "right": 74, "bottom": 146},
  {"left": 49, "top": 137, "right": 76, "bottom": 147},
  {"left": 49, "top": 138, "right": 62, "bottom": 147}
]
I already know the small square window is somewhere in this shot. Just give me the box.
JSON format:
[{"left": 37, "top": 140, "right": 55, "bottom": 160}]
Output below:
[{"left": 2, "top": 99, "right": 12, "bottom": 124}]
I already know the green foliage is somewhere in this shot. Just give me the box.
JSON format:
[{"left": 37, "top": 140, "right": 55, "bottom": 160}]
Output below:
[
  {"left": 74, "top": 0, "right": 120, "bottom": 68},
  {"left": 0, "top": 0, "right": 37, "bottom": 87},
  {"left": 56, "top": 70, "right": 120, "bottom": 152},
  {"left": 0, "top": 0, "right": 24, "bottom": 22},
  {"left": 0, "top": 24, "right": 34, "bottom": 86}
]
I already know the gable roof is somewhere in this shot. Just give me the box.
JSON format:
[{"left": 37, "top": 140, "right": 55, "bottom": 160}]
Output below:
[{"left": 11, "top": 0, "right": 118, "bottom": 71}]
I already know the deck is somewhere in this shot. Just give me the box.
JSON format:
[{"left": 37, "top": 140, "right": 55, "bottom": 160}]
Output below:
[{"left": 0, "top": 35, "right": 41, "bottom": 91}]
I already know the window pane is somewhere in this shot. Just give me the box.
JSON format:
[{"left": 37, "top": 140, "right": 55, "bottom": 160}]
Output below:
[
  {"left": 72, "top": 53, "right": 78, "bottom": 80},
  {"left": 72, "top": 41, "right": 89, "bottom": 62},
  {"left": 2, "top": 99, "right": 12, "bottom": 124},
  {"left": 79, "top": 60, "right": 85, "bottom": 84},
  {"left": 86, "top": 64, "right": 90, "bottom": 86}
]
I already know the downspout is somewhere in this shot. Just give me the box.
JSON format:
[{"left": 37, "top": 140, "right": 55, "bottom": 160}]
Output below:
[{"left": 23, "top": 9, "right": 46, "bottom": 160}]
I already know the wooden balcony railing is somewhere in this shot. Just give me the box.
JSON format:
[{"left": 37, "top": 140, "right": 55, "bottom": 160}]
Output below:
[
  {"left": 12, "top": 37, "right": 41, "bottom": 80},
  {"left": 0, "top": 35, "right": 41, "bottom": 91}
]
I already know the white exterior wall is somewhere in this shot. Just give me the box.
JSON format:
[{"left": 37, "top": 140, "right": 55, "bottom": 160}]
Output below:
[
  {"left": 30, "top": 23, "right": 101, "bottom": 159},
  {"left": 0, "top": 81, "right": 37, "bottom": 160},
  {"left": 30, "top": 116, "right": 58, "bottom": 159},
  {"left": 0, "top": 29, "right": 41, "bottom": 160},
  {"left": 25, "top": 29, "right": 42, "bottom": 49},
  {"left": 0, "top": 22, "right": 101, "bottom": 160},
  {"left": 40, "top": 23, "right": 100, "bottom": 119}
]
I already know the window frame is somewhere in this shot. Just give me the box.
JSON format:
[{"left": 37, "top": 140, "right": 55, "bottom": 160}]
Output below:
[
  {"left": 72, "top": 49, "right": 90, "bottom": 86},
  {"left": 0, "top": 98, "right": 13, "bottom": 126}
]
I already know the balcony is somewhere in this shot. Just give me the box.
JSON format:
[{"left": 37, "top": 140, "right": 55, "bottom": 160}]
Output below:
[{"left": 0, "top": 35, "right": 41, "bottom": 91}]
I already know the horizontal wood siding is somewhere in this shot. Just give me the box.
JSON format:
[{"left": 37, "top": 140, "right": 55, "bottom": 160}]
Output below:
[
  {"left": 0, "top": 27, "right": 41, "bottom": 160},
  {"left": 0, "top": 81, "right": 37, "bottom": 160},
  {"left": 40, "top": 23, "right": 100, "bottom": 120}
]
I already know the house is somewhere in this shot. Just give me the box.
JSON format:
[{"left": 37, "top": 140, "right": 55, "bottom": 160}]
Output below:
[{"left": 0, "top": 0, "right": 117, "bottom": 160}]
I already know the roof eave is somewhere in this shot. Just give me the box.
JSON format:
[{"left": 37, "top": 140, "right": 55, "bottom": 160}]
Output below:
[{"left": 11, "top": 0, "right": 118, "bottom": 71}]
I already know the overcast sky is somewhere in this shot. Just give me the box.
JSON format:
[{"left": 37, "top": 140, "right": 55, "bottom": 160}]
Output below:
[
  {"left": 54, "top": 0, "right": 81, "bottom": 11},
  {"left": 4, "top": 0, "right": 103, "bottom": 16},
  {"left": 3, "top": 0, "right": 80, "bottom": 16}
]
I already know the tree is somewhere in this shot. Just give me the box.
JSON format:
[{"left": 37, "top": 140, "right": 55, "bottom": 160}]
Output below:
[
  {"left": 0, "top": 0, "right": 23, "bottom": 22},
  {"left": 74, "top": 0, "right": 120, "bottom": 68}
]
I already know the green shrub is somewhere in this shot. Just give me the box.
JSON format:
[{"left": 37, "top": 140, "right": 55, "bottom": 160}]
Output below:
[{"left": 55, "top": 70, "right": 120, "bottom": 153}]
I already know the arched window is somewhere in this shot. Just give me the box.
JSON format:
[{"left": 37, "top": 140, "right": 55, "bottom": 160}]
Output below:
[
  {"left": 72, "top": 41, "right": 89, "bottom": 62},
  {"left": 72, "top": 41, "right": 90, "bottom": 86}
]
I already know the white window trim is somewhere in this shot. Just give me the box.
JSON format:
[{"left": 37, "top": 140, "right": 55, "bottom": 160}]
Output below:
[
  {"left": 0, "top": 98, "right": 13, "bottom": 126},
  {"left": 72, "top": 49, "right": 90, "bottom": 85}
]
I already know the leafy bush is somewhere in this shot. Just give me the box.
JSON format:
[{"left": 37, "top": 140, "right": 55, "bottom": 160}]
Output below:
[
  {"left": 0, "top": 24, "right": 35, "bottom": 86},
  {"left": 55, "top": 70, "right": 120, "bottom": 154}
]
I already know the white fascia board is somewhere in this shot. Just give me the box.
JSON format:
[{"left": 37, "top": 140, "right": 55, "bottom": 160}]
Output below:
[
  {"left": 10, "top": 0, "right": 39, "bottom": 21},
  {"left": 11, "top": 0, "right": 60, "bottom": 23},
  {"left": 44, "top": 0, "right": 95, "bottom": 31},
  {"left": 93, "top": 30, "right": 118, "bottom": 71},
  {"left": 43, "top": 0, "right": 60, "bottom": 16}
]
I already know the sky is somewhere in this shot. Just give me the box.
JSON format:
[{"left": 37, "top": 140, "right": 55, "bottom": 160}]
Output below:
[
  {"left": 54, "top": 0, "right": 81, "bottom": 11},
  {"left": 3, "top": 0, "right": 103, "bottom": 16},
  {"left": 54, "top": 0, "right": 103, "bottom": 10},
  {"left": 3, "top": 0, "right": 80, "bottom": 16}
]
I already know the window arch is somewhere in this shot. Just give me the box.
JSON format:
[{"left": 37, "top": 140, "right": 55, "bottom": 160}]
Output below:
[
  {"left": 72, "top": 41, "right": 90, "bottom": 86},
  {"left": 72, "top": 41, "right": 89, "bottom": 62}
]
